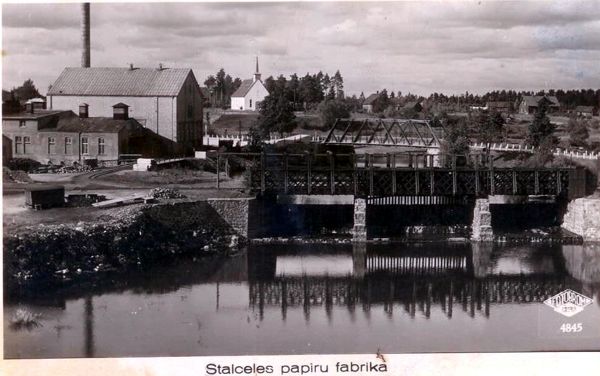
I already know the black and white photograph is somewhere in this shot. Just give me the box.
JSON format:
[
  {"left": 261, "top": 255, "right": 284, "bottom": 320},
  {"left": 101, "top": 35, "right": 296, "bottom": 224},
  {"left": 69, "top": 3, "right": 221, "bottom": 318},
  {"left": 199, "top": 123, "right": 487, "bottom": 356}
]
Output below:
[{"left": 2, "top": 0, "right": 600, "bottom": 372}]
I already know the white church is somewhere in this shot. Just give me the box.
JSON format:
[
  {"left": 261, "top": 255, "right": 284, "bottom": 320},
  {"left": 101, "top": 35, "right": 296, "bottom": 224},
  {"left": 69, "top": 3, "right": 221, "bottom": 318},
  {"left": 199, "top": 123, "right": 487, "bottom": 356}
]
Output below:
[{"left": 230, "top": 58, "right": 269, "bottom": 111}]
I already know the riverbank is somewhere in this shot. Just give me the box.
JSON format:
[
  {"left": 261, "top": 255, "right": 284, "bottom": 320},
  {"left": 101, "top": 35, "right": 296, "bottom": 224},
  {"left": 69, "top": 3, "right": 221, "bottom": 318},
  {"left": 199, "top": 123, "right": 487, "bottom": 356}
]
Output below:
[
  {"left": 3, "top": 199, "right": 247, "bottom": 290},
  {"left": 4, "top": 192, "right": 594, "bottom": 294}
]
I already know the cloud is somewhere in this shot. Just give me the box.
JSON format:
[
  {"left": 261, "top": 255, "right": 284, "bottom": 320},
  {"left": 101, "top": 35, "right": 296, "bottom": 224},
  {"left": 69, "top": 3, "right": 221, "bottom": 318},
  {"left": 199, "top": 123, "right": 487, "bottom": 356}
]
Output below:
[
  {"left": 2, "top": 1, "right": 600, "bottom": 96},
  {"left": 2, "top": 3, "right": 80, "bottom": 30}
]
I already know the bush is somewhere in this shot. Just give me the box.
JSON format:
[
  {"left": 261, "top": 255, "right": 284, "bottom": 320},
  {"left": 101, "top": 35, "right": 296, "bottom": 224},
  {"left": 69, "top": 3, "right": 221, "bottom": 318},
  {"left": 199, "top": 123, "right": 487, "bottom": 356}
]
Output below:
[
  {"left": 317, "top": 99, "right": 350, "bottom": 130},
  {"left": 6, "top": 158, "right": 41, "bottom": 172}
]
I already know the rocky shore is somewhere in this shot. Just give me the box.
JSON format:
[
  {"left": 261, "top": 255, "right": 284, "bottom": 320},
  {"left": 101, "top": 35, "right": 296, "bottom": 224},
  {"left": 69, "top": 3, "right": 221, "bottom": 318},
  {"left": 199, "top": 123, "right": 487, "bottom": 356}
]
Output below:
[{"left": 3, "top": 200, "right": 242, "bottom": 290}]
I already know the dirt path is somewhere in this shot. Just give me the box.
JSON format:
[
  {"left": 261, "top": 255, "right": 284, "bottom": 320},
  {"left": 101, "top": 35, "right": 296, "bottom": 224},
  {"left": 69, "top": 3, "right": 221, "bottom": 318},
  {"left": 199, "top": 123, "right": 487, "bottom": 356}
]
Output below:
[{"left": 3, "top": 164, "right": 252, "bottom": 234}]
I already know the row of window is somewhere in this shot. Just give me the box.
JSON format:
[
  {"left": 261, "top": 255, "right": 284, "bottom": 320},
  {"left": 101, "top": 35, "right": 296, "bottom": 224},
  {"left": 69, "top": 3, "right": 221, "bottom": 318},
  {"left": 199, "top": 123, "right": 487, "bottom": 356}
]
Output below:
[{"left": 14, "top": 136, "right": 105, "bottom": 155}]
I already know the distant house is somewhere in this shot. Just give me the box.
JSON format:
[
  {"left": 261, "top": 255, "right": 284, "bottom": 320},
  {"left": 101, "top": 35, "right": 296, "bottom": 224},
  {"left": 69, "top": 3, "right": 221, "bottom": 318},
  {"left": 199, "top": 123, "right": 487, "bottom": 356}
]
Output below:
[
  {"left": 517, "top": 95, "right": 560, "bottom": 114},
  {"left": 362, "top": 93, "right": 381, "bottom": 113},
  {"left": 402, "top": 100, "right": 423, "bottom": 113},
  {"left": 46, "top": 65, "right": 203, "bottom": 152},
  {"left": 574, "top": 106, "right": 597, "bottom": 117},
  {"left": 25, "top": 97, "right": 46, "bottom": 112},
  {"left": 2, "top": 106, "right": 172, "bottom": 165},
  {"left": 230, "top": 58, "right": 269, "bottom": 111},
  {"left": 486, "top": 101, "right": 512, "bottom": 113}
]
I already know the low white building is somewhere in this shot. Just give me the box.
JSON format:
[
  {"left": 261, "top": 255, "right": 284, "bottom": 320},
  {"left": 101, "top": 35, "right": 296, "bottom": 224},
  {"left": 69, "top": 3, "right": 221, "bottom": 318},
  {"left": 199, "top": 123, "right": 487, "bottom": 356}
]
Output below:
[{"left": 230, "top": 58, "right": 269, "bottom": 111}]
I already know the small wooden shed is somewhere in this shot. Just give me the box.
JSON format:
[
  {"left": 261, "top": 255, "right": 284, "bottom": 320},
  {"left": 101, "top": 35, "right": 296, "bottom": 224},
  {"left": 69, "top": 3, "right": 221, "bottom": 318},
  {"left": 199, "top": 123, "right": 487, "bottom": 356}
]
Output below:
[{"left": 25, "top": 185, "right": 65, "bottom": 209}]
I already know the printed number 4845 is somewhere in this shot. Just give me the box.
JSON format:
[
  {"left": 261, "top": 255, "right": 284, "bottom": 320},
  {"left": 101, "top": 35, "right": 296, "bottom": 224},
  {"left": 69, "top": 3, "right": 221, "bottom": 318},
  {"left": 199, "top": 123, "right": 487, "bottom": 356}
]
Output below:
[{"left": 560, "top": 323, "right": 582, "bottom": 333}]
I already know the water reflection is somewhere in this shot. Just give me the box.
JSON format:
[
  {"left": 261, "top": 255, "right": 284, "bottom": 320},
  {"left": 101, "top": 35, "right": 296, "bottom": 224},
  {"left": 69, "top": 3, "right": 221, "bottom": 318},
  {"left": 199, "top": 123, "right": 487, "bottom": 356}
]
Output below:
[
  {"left": 4, "top": 242, "right": 600, "bottom": 358},
  {"left": 247, "top": 243, "right": 579, "bottom": 322}
]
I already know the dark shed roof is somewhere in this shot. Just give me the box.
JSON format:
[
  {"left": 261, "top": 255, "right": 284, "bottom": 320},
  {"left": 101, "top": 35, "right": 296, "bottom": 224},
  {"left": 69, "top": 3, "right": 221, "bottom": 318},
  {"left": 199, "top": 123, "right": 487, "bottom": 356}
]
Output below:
[{"left": 39, "top": 115, "right": 142, "bottom": 134}]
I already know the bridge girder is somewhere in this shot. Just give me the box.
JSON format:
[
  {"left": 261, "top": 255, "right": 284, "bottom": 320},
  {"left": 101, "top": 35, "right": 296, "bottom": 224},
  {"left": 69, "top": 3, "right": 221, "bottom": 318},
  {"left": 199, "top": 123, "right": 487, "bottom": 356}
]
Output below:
[{"left": 324, "top": 118, "right": 446, "bottom": 147}]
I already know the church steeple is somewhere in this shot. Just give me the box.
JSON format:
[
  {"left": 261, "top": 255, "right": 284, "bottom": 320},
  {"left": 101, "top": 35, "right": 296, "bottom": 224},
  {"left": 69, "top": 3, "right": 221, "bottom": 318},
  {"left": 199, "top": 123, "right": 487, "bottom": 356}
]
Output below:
[{"left": 253, "top": 56, "right": 262, "bottom": 82}]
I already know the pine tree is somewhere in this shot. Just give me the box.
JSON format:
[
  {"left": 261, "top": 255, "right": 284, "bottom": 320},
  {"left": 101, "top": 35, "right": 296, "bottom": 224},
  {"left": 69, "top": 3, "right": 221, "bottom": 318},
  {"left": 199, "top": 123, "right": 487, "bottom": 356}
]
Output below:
[
  {"left": 332, "top": 70, "right": 344, "bottom": 99},
  {"left": 527, "top": 100, "right": 556, "bottom": 147}
]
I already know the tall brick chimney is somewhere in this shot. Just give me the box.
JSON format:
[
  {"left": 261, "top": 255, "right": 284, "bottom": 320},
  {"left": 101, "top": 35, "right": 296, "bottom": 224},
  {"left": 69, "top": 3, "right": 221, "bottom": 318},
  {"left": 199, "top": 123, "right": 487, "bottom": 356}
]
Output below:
[{"left": 81, "top": 3, "right": 90, "bottom": 68}]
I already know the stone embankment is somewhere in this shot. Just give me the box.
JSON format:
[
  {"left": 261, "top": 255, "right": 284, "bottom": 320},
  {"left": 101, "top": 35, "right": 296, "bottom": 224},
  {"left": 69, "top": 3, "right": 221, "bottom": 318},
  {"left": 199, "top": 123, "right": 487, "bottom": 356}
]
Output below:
[
  {"left": 4, "top": 198, "right": 255, "bottom": 288},
  {"left": 562, "top": 197, "right": 600, "bottom": 242}
]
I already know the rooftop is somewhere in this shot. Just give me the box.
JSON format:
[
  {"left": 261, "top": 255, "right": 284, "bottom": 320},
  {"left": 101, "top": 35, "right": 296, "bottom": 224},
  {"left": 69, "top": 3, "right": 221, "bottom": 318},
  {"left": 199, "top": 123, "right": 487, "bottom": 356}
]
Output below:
[
  {"left": 47, "top": 67, "right": 195, "bottom": 97},
  {"left": 231, "top": 79, "right": 255, "bottom": 98},
  {"left": 42, "top": 115, "right": 142, "bottom": 133},
  {"left": 521, "top": 95, "right": 560, "bottom": 107},
  {"left": 363, "top": 93, "right": 380, "bottom": 105}
]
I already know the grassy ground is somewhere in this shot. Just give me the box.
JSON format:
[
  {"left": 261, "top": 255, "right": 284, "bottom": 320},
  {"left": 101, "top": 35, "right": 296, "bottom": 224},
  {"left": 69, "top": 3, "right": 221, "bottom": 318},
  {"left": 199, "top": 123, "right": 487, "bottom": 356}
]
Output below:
[{"left": 208, "top": 111, "right": 325, "bottom": 136}]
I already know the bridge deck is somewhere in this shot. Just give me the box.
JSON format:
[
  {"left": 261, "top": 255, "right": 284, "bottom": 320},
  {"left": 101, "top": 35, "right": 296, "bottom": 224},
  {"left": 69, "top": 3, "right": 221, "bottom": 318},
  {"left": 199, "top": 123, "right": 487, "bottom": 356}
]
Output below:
[{"left": 238, "top": 152, "right": 584, "bottom": 198}]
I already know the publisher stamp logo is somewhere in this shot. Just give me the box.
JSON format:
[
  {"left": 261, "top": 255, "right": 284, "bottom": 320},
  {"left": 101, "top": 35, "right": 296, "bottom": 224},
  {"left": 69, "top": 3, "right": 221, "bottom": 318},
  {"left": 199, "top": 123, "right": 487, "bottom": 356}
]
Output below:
[{"left": 544, "top": 289, "right": 593, "bottom": 317}]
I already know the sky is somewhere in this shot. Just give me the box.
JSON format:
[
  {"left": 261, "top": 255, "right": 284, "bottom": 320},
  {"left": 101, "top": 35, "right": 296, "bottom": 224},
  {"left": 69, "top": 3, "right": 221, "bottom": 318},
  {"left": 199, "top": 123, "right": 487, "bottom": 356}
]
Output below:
[{"left": 2, "top": 1, "right": 600, "bottom": 97}]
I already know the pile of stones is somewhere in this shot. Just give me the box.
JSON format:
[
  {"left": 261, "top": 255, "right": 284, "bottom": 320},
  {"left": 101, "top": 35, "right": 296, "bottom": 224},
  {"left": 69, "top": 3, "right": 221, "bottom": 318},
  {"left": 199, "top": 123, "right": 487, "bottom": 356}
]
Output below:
[{"left": 149, "top": 187, "right": 187, "bottom": 199}]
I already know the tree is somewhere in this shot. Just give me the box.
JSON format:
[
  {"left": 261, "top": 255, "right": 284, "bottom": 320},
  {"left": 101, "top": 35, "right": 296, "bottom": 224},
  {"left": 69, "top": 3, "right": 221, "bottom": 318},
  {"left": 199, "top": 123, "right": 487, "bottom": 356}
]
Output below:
[
  {"left": 359, "top": 92, "right": 365, "bottom": 104},
  {"left": 12, "top": 79, "right": 41, "bottom": 101},
  {"left": 299, "top": 73, "right": 323, "bottom": 108},
  {"left": 257, "top": 85, "right": 297, "bottom": 138},
  {"left": 317, "top": 99, "right": 350, "bottom": 130},
  {"left": 527, "top": 99, "right": 556, "bottom": 147},
  {"left": 440, "top": 116, "right": 470, "bottom": 156},
  {"left": 332, "top": 70, "right": 344, "bottom": 99},
  {"left": 287, "top": 74, "right": 300, "bottom": 110},
  {"left": 568, "top": 117, "right": 589, "bottom": 148},
  {"left": 479, "top": 110, "right": 505, "bottom": 145},
  {"left": 215, "top": 68, "right": 227, "bottom": 106},
  {"left": 372, "top": 89, "right": 390, "bottom": 113},
  {"left": 204, "top": 75, "right": 216, "bottom": 88}
]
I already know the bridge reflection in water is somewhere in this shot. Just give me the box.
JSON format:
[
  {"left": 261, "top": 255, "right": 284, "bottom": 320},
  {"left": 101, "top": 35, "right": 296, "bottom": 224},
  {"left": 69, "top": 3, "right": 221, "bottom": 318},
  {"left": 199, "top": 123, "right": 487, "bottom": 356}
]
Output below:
[
  {"left": 246, "top": 243, "right": 579, "bottom": 322},
  {"left": 5, "top": 242, "right": 600, "bottom": 358}
]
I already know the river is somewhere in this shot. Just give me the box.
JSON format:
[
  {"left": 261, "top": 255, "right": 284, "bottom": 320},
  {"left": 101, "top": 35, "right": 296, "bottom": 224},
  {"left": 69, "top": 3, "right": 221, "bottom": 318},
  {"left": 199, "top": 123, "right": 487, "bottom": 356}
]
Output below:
[{"left": 4, "top": 242, "right": 600, "bottom": 358}]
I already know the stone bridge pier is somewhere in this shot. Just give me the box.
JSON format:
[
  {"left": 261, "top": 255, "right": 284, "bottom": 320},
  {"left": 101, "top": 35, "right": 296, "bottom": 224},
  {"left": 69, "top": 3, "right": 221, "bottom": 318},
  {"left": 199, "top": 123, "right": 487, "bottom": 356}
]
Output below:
[
  {"left": 471, "top": 198, "right": 494, "bottom": 242},
  {"left": 352, "top": 198, "right": 368, "bottom": 242}
]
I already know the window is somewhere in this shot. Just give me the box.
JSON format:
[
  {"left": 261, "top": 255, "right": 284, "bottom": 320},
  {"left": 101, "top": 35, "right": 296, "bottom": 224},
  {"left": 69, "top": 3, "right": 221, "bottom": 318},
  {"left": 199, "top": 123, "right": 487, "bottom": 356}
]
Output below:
[
  {"left": 187, "top": 104, "right": 194, "bottom": 118},
  {"left": 65, "top": 137, "right": 73, "bottom": 154},
  {"left": 19, "top": 120, "right": 26, "bottom": 128},
  {"left": 98, "top": 138, "right": 105, "bottom": 155},
  {"left": 82, "top": 137, "right": 89, "bottom": 155},
  {"left": 23, "top": 136, "right": 30, "bottom": 154},
  {"left": 250, "top": 99, "right": 253, "bottom": 108},
  {"left": 47, "top": 137, "right": 56, "bottom": 154},
  {"left": 15, "top": 136, "right": 23, "bottom": 154}
]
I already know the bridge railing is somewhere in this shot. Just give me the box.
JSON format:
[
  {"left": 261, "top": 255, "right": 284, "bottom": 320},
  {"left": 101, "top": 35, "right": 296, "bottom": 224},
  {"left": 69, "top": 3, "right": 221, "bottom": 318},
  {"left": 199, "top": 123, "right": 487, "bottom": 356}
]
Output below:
[{"left": 208, "top": 152, "right": 584, "bottom": 198}]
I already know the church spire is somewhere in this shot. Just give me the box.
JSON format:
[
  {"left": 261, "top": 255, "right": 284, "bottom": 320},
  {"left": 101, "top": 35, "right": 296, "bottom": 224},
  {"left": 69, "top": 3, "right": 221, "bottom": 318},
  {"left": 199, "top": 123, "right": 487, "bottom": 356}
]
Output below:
[{"left": 253, "top": 56, "right": 262, "bottom": 82}]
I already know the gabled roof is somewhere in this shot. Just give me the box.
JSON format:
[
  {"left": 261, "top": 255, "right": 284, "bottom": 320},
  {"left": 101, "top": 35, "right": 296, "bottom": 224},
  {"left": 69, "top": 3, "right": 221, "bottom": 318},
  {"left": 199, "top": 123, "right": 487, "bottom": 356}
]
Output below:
[
  {"left": 231, "top": 79, "right": 255, "bottom": 98},
  {"left": 363, "top": 93, "right": 380, "bottom": 105},
  {"left": 47, "top": 67, "right": 194, "bottom": 97},
  {"left": 521, "top": 95, "right": 560, "bottom": 107},
  {"left": 403, "top": 100, "right": 422, "bottom": 109}
]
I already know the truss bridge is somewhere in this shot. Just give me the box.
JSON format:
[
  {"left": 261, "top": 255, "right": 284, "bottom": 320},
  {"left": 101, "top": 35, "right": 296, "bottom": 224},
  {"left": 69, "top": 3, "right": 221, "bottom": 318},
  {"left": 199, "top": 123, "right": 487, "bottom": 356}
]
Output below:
[{"left": 323, "top": 118, "right": 444, "bottom": 147}]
